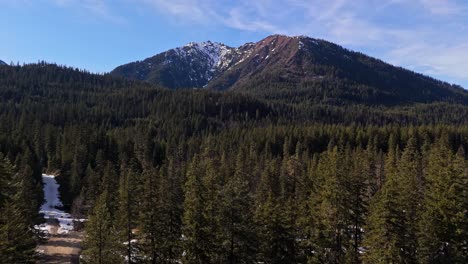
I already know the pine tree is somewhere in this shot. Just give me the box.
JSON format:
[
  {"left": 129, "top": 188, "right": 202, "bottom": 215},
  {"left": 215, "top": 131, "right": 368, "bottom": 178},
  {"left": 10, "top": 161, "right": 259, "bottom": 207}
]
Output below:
[
  {"left": 183, "top": 155, "right": 210, "bottom": 264},
  {"left": 453, "top": 147, "right": 468, "bottom": 260},
  {"left": 82, "top": 191, "right": 122, "bottom": 264},
  {"left": 346, "top": 148, "right": 368, "bottom": 263},
  {"left": 70, "top": 153, "right": 84, "bottom": 197},
  {"left": 291, "top": 142, "right": 313, "bottom": 262},
  {"left": 84, "top": 164, "right": 100, "bottom": 207},
  {"left": 363, "top": 140, "right": 405, "bottom": 263},
  {"left": 396, "top": 137, "right": 420, "bottom": 262},
  {"left": 138, "top": 160, "right": 183, "bottom": 264},
  {"left": 116, "top": 168, "right": 138, "bottom": 263},
  {"left": 0, "top": 156, "right": 38, "bottom": 263},
  {"left": 363, "top": 136, "right": 421, "bottom": 263},
  {"left": 100, "top": 162, "right": 119, "bottom": 217},
  {"left": 157, "top": 158, "right": 183, "bottom": 262},
  {"left": 418, "top": 139, "right": 468, "bottom": 262},
  {"left": 310, "top": 145, "right": 350, "bottom": 263},
  {"left": 219, "top": 151, "right": 257, "bottom": 263},
  {"left": 302, "top": 153, "right": 319, "bottom": 262},
  {"left": 0, "top": 201, "right": 37, "bottom": 263},
  {"left": 137, "top": 167, "right": 161, "bottom": 263},
  {"left": 255, "top": 159, "right": 296, "bottom": 264},
  {"left": 201, "top": 153, "right": 222, "bottom": 263}
]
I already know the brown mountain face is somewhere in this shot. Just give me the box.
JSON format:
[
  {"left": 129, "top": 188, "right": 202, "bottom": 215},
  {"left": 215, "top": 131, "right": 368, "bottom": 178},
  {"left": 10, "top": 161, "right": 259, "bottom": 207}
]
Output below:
[
  {"left": 206, "top": 35, "right": 319, "bottom": 90},
  {"left": 110, "top": 35, "right": 327, "bottom": 90},
  {"left": 111, "top": 35, "right": 468, "bottom": 106}
]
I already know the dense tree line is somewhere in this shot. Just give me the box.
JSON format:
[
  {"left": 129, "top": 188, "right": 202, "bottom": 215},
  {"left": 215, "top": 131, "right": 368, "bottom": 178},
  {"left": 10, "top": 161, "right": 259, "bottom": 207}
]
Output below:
[
  {"left": 77, "top": 126, "right": 468, "bottom": 263},
  {"left": 0, "top": 154, "right": 43, "bottom": 263},
  {"left": 0, "top": 63, "right": 467, "bottom": 263}
]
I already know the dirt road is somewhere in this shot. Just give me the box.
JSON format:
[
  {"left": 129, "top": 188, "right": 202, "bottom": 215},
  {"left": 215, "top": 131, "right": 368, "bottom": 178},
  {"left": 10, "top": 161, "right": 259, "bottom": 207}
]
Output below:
[
  {"left": 37, "top": 174, "right": 85, "bottom": 263},
  {"left": 37, "top": 222, "right": 83, "bottom": 264}
]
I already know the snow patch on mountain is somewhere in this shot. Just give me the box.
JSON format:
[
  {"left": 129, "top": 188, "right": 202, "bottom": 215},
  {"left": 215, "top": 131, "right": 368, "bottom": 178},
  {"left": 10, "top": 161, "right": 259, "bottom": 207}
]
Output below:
[
  {"left": 166, "top": 41, "right": 238, "bottom": 82},
  {"left": 112, "top": 35, "right": 326, "bottom": 89},
  {"left": 299, "top": 41, "right": 304, "bottom": 50}
]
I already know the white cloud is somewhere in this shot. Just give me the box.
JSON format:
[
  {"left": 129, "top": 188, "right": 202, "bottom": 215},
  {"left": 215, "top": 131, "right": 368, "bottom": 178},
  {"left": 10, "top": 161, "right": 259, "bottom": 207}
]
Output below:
[
  {"left": 224, "top": 8, "right": 282, "bottom": 33},
  {"left": 136, "top": 0, "right": 224, "bottom": 24},
  {"left": 48, "top": 0, "right": 125, "bottom": 23},
  {"left": 388, "top": 42, "right": 468, "bottom": 80},
  {"left": 418, "top": 0, "right": 461, "bottom": 15},
  {"left": 136, "top": 0, "right": 468, "bottom": 86},
  {"left": 5, "top": 0, "right": 467, "bottom": 85}
]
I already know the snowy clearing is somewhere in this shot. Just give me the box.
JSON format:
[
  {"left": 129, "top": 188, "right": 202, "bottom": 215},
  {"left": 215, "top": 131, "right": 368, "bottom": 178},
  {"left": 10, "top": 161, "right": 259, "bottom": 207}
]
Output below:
[{"left": 36, "top": 174, "right": 85, "bottom": 235}]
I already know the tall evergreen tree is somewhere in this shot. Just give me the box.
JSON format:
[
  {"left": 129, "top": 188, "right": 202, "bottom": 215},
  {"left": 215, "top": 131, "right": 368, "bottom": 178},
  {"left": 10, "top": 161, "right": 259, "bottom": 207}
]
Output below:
[
  {"left": 219, "top": 151, "right": 257, "bottom": 263},
  {"left": 418, "top": 139, "right": 468, "bottom": 262},
  {"left": 82, "top": 191, "right": 122, "bottom": 264},
  {"left": 346, "top": 148, "right": 368, "bottom": 263},
  {"left": 396, "top": 137, "right": 420, "bottom": 263},
  {"left": 116, "top": 168, "right": 138, "bottom": 263},
  {"left": 311, "top": 145, "right": 350, "bottom": 263},
  {"left": 137, "top": 167, "right": 161, "bottom": 263},
  {"left": 0, "top": 201, "right": 37, "bottom": 263},
  {"left": 363, "top": 139, "right": 405, "bottom": 263},
  {"left": 183, "top": 155, "right": 210, "bottom": 264},
  {"left": 0, "top": 156, "right": 38, "bottom": 263},
  {"left": 201, "top": 151, "right": 222, "bottom": 263},
  {"left": 156, "top": 158, "right": 184, "bottom": 263},
  {"left": 255, "top": 159, "right": 296, "bottom": 264}
]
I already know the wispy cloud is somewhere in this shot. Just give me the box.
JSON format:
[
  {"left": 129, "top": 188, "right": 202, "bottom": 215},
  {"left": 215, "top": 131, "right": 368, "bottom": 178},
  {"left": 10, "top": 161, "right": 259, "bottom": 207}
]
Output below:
[
  {"left": 0, "top": 0, "right": 33, "bottom": 7},
  {"left": 389, "top": 42, "right": 468, "bottom": 80},
  {"left": 3, "top": 0, "right": 467, "bottom": 86},
  {"left": 135, "top": 0, "right": 468, "bottom": 86},
  {"left": 418, "top": 0, "right": 462, "bottom": 15},
  {"left": 49, "top": 0, "right": 125, "bottom": 24},
  {"left": 224, "top": 8, "right": 281, "bottom": 33},
  {"left": 137, "top": 0, "right": 222, "bottom": 23}
]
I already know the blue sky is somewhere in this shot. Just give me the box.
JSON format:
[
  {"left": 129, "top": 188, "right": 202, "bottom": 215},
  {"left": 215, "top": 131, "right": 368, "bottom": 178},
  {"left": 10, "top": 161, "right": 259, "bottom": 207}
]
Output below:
[{"left": 1, "top": 0, "right": 467, "bottom": 88}]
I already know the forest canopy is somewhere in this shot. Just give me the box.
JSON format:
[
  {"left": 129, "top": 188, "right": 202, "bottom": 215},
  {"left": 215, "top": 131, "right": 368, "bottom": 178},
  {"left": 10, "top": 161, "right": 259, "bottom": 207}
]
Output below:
[{"left": 0, "top": 63, "right": 467, "bottom": 263}]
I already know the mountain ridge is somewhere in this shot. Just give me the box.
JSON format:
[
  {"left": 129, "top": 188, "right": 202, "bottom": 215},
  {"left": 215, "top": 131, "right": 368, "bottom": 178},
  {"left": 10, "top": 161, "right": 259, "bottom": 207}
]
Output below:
[
  {"left": 112, "top": 41, "right": 237, "bottom": 88},
  {"left": 111, "top": 35, "right": 468, "bottom": 106}
]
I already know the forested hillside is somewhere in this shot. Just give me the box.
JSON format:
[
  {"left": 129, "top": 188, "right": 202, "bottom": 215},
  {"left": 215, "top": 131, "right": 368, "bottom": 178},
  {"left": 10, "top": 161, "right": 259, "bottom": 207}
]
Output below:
[{"left": 0, "top": 63, "right": 467, "bottom": 263}]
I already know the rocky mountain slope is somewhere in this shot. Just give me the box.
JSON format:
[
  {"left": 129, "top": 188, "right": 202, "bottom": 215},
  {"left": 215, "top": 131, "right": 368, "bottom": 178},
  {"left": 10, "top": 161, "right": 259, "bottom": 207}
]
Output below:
[
  {"left": 111, "top": 35, "right": 468, "bottom": 105},
  {"left": 112, "top": 41, "right": 239, "bottom": 88}
]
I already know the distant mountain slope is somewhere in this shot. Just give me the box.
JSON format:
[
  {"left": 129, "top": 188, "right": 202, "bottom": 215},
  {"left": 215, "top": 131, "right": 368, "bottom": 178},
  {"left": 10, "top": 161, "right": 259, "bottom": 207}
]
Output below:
[
  {"left": 111, "top": 41, "right": 240, "bottom": 89},
  {"left": 111, "top": 35, "right": 468, "bottom": 106},
  {"left": 2, "top": 62, "right": 468, "bottom": 126},
  {"left": 0, "top": 60, "right": 6, "bottom": 65}
]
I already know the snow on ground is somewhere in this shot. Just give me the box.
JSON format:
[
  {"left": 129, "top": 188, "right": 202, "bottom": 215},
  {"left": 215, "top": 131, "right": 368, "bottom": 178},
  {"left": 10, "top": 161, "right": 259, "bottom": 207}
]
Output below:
[{"left": 36, "top": 174, "right": 84, "bottom": 235}]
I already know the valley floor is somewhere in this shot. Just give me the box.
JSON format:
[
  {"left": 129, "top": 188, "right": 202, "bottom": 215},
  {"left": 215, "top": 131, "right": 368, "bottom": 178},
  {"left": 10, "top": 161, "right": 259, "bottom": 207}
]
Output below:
[
  {"left": 37, "top": 227, "right": 83, "bottom": 264},
  {"left": 36, "top": 174, "right": 85, "bottom": 263}
]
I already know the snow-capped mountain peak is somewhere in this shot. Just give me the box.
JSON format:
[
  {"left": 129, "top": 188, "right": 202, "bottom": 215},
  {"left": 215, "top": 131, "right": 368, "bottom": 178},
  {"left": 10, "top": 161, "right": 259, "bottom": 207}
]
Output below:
[
  {"left": 178, "top": 42, "right": 233, "bottom": 68},
  {"left": 181, "top": 41, "right": 233, "bottom": 72},
  {"left": 162, "top": 41, "right": 239, "bottom": 85},
  {"left": 111, "top": 35, "right": 320, "bottom": 89}
]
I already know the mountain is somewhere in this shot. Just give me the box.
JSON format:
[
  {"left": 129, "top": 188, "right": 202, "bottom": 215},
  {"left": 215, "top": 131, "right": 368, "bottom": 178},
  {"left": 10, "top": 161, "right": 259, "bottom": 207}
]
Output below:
[
  {"left": 0, "top": 60, "right": 6, "bottom": 66},
  {"left": 112, "top": 35, "right": 468, "bottom": 106},
  {"left": 3, "top": 52, "right": 468, "bottom": 264},
  {"left": 110, "top": 37, "right": 288, "bottom": 89},
  {"left": 111, "top": 41, "right": 238, "bottom": 89}
]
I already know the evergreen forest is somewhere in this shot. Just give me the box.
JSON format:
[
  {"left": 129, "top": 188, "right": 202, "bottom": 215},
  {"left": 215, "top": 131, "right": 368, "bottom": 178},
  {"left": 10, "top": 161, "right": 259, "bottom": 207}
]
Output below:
[{"left": 0, "top": 63, "right": 467, "bottom": 263}]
